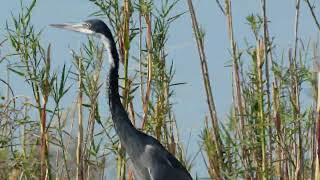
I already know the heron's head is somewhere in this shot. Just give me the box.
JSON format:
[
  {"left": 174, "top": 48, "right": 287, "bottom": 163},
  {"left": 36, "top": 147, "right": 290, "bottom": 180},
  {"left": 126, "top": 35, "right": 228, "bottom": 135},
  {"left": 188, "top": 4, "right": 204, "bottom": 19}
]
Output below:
[
  {"left": 50, "top": 19, "right": 119, "bottom": 66},
  {"left": 50, "top": 19, "right": 113, "bottom": 41}
]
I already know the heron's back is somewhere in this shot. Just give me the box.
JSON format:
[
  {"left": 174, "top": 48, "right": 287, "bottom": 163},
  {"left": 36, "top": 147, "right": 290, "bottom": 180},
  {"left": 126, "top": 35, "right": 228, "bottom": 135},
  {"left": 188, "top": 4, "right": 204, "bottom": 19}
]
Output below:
[{"left": 127, "top": 132, "right": 192, "bottom": 180}]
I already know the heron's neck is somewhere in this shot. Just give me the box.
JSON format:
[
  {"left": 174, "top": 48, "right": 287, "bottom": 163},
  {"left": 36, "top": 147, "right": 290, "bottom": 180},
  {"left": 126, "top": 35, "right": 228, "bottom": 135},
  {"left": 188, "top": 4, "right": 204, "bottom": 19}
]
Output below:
[
  {"left": 103, "top": 35, "right": 136, "bottom": 141},
  {"left": 107, "top": 44, "right": 120, "bottom": 104}
]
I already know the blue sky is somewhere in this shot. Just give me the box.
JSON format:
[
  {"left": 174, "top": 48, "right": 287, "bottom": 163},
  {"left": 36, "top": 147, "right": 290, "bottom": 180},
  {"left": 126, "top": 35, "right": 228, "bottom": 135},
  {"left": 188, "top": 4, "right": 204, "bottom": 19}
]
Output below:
[{"left": 0, "top": 0, "right": 318, "bottom": 178}]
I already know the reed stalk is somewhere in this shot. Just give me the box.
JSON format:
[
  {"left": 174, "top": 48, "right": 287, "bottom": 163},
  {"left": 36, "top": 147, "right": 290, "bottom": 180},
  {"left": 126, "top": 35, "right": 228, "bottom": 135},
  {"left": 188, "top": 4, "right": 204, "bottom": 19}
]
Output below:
[
  {"left": 225, "top": 0, "right": 250, "bottom": 178},
  {"left": 141, "top": 7, "right": 153, "bottom": 130},
  {"left": 187, "top": 0, "right": 223, "bottom": 178},
  {"left": 76, "top": 56, "right": 84, "bottom": 180}
]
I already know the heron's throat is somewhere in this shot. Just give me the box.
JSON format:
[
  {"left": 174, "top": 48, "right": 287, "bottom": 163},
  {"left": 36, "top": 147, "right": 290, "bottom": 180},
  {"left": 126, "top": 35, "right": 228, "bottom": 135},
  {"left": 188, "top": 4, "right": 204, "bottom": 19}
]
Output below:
[{"left": 100, "top": 34, "right": 117, "bottom": 68}]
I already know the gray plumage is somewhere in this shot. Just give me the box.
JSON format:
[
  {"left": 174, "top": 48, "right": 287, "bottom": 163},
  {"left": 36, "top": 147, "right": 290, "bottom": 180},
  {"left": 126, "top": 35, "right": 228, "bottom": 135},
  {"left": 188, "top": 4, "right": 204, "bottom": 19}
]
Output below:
[{"left": 50, "top": 19, "right": 192, "bottom": 180}]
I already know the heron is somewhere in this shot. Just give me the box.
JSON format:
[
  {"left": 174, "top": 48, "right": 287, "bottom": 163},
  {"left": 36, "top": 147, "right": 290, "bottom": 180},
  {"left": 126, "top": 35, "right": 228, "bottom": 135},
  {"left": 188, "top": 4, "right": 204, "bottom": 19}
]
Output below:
[{"left": 50, "top": 19, "right": 193, "bottom": 180}]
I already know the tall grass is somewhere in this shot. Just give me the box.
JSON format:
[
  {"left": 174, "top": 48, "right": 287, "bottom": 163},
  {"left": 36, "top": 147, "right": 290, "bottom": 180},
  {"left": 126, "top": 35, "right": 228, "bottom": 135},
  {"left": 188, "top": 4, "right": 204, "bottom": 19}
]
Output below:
[{"left": 0, "top": 0, "right": 320, "bottom": 179}]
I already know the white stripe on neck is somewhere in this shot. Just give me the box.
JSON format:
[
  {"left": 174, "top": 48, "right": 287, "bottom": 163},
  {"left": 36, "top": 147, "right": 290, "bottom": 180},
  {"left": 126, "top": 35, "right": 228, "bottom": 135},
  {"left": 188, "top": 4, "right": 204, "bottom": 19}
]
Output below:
[{"left": 98, "top": 33, "right": 115, "bottom": 68}]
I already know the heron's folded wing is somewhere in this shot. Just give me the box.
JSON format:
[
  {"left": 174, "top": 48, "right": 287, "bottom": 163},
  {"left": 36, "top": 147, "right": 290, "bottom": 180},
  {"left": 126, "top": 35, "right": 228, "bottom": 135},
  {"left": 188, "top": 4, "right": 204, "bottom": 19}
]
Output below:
[{"left": 144, "top": 144, "right": 193, "bottom": 180}]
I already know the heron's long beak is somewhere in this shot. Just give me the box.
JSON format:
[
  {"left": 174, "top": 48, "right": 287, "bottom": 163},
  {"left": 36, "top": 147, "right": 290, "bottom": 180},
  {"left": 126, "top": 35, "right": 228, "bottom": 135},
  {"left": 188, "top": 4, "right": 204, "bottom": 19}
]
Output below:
[{"left": 49, "top": 22, "right": 93, "bottom": 35}]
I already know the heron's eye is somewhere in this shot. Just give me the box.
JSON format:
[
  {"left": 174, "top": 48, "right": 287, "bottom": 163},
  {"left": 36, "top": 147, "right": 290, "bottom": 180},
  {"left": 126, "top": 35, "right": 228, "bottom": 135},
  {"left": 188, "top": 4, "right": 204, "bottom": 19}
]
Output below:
[{"left": 83, "top": 23, "right": 91, "bottom": 29}]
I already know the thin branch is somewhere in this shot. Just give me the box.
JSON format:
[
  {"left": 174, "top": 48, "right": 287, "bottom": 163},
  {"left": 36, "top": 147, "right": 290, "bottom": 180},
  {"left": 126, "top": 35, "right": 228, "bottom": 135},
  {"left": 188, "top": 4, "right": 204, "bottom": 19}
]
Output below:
[
  {"left": 215, "top": 0, "right": 225, "bottom": 15},
  {"left": 305, "top": 0, "right": 320, "bottom": 31}
]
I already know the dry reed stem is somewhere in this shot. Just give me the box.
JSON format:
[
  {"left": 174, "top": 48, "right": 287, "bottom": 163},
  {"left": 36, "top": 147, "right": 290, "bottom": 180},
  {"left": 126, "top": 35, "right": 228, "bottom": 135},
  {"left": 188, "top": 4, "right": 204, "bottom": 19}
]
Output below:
[
  {"left": 260, "top": 0, "right": 272, "bottom": 171},
  {"left": 141, "top": 11, "right": 153, "bottom": 130},
  {"left": 292, "top": 1, "right": 302, "bottom": 178},
  {"left": 187, "top": 0, "right": 223, "bottom": 179},
  {"left": 40, "top": 45, "right": 51, "bottom": 180},
  {"left": 128, "top": 79, "right": 136, "bottom": 126},
  {"left": 188, "top": 0, "right": 221, "bottom": 146},
  {"left": 122, "top": 0, "right": 131, "bottom": 109},
  {"left": 225, "top": 0, "right": 250, "bottom": 178},
  {"left": 118, "top": 1, "right": 132, "bottom": 179},
  {"left": 272, "top": 83, "right": 282, "bottom": 178},
  {"left": 257, "top": 39, "right": 267, "bottom": 180},
  {"left": 77, "top": 58, "right": 84, "bottom": 180},
  {"left": 139, "top": 13, "right": 145, "bottom": 105}
]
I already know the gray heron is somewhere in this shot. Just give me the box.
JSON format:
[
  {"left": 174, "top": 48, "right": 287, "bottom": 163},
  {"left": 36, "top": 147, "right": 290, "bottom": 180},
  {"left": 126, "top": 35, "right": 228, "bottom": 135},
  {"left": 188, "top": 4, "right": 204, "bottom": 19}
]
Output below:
[{"left": 50, "top": 19, "right": 193, "bottom": 180}]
